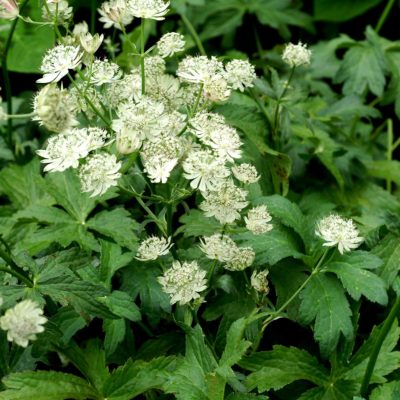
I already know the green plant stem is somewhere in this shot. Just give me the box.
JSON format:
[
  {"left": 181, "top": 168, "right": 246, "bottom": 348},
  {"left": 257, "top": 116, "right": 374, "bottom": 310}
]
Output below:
[
  {"left": 1, "top": 0, "right": 30, "bottom": 149},
  {"left": 180, "top": 13, "right": 206, "bottom": 56},
  {"left": 272, "top": 65, "right": 296, "bottom": 148},
  {"left": 119, "top": 151, "right": 138, "bottom": 174},
  {"left": 190, "top": 83, "right": 204, "bottom": 117},
  {"left": 0, "top": 247, "right": 33, "bottom": 287},
  {"left": 141, "top": 18, "right": 146, "bottom": 95},
  {"left": 360, "top": 295, "right": 400, "bottom": 397},
  {"left": 375, "top": 0, "right": 396, "bottom": 34},
  {"left": 6, "top": 112, "right": 36, "bottom": 119},
  {"left": 386, "top": 118, "right": 393, "bottom": 193},
  {"left": 248, "top": 87, "right": 272, "bottom": 131}
]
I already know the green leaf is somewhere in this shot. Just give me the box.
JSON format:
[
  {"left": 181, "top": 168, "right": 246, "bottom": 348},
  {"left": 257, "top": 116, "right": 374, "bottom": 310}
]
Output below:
[
  {"left": 334, "top": 27, "right": 387, "bottom": 96},
  {"left": 364, "top": 160, "right": 400, "bottom": 186},
  {"left": 103, "top": 319, "right": 126, "bottom": 358},
  {"left": 370, "top": 380, "right": 400, "bottom": 400},
  {"left": 325, "top": 251, "right": 387, "bottom": 305},
  {"left": 314, "top": 0, "right": 383, "bottom": 21},
  {"left": 199, "top": 9, "right": 244, "bottom": 41},
  {"left": 51, "top": 307, "right": 87, "bottom": 343},
  {"left": 0, "top": 371, "right": 98, "bottom": 400},
  {"left": 178, "top": 209, "right": 221, "bottom": 237},
  {"left": 0, "top": 159, "right": 54, "bottom": 209},
  {"left": 103, "top": 357, "right": 177, "bottom": 400},
  {"left": 101, "top": 291, "right": 141, "bottom": 322},
  {"left": 299, "top": 274, "right": 353, "bottom": 356},
  {"left": 252, "top": 195, "right": 307, "bottom": 242},
  {"left": 0, "top": 3, "right": 55, "bottom": 73},
  {"left": 87, "top": 209, "right": 139, "bottom": 251},
  {"left": 234, "top": 224, "right": 303, "bottom": 266},
  {"left": 372, "top": 234, "right": 400, "bottom": 287},
  {"left": 240, "top": 345, "right": 329, "bottom": 392}
]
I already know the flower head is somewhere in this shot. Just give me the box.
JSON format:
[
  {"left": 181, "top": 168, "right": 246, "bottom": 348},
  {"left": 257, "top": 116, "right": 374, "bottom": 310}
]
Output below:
[
  {"left": 251, "top": 270, "right": 269, "bottom": 294},
  {"left": 42, "top": 0, "right": 72, "bottom": 24},
  {"left": 0, "top": 300, "right": 47, "bottom": 347},
  {"left": 136, "top": 236, "right": 173, "bottom": 260},
  {"left": 144, "top": 158, "right": 178, "bottom": 184},
  {"left": 78, "top": 153, "right": 121, "bottom": 197},
  {"left": 0, "top": 0, "right": 19, "bottom": 20},
  {"left": 282, "top": 42, "right": 311, "bottom": 67},
  {"left": 98, "top": 0, "right": 133, "bottom": 29},
  {"left": 225, "top": 247, "right": 255, "bottom": 271},
  {"left": 128, "top": 0, "right": 170, "bottom": 20},
  {"left": 232, "top": 163, "right": 260, "bottom": 184},
  {"left": 177, "top": 56, "right": 224, "bottom": 85},
  {"left": 316, "top": 214, "right": 363, "bottom": 254},
  {"left": 199, "top": 233, "right": 238, "bottom": 263},
  {"left": 158, "top": 260, "right": 207, "bottom": 305},
  {"left": 88, "top": 59, "right": 122, "bottom": 86},
  {"left": 37, "top": 45, "right": 83, "bottom": 84},
  {"left": 79, "top": 32, "right": 104, "bottom": 55},
  {"left": 245, "top": 205, "right": 273, "bottom": 235},
  {"left": 225, "top": 59, "right": 256, "bottom": 92},
  {"left": 157, "top": 32, "right": 185, "bottom": 58}
]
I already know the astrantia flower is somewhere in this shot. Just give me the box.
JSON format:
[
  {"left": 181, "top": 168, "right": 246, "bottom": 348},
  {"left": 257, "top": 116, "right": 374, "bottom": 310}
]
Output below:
[
  {"left": 33, "top": 84, "right": 78, "bottom": 133},
  {"left": 225, "top": 247, "right": 255, "bottom": 271},
  {"left": 232, "top": 163, "right": 260, "bottom": 184},
  {"left": 158, "top": 260, "right": 207, "bottom": 305},
  {"left": 144, "top": 158, "right": 178, "bottom": 184},
  {"left": 183, "top": 149, "right": 230, "bottom": 192},
  {"left": 37, "top": 131, "right": 89, "bottom": 172},
  {"left": 0, "top": 300, "right": 47, "bottom": 348},
  {"left": 282, "top": 42, "right": 311, "bottom": 67},
  {"left": 199, "top": 233, "right": 238, "bottom": 263},
  {"left": 42, "top": 0, "right": 72, "bottom": 24},
  {"left": 79, "top": 153, "right": 121, "bottom": 197},
  {"left": 37, "top": 45, "right": 83, "bottom": 84},
  {"left": 157, "top": 32, "right": 185, "bottom": 58},
  {"left": 203, "top": 74, "right": 231, "bottom": 102},
  {"left": 224, "top": 59, "right": 256, "bottom": 92},
  {"left": 143, "top": 55, "right": 166, "bottom": 78},
  {"left": 245, "top": 205, "right": 273, "bottom": 235},
  {"left": 0, "top": 0, "right": 19, "bottom": 20},
  {"left": 128, "top": 0, "right": 170, "bottom": 20},
  {"left": 189, "top": 112, "right": 226, "bottom": 142},
  {"left": 85, "top": 127, "right": 110, "bottom": 150},
  {"left": 98, "top": 0, "right": 133, "bottom": 29},
  {"left": 200, "top": 180, "right": 248, "bottom": 224},
  {"left": 205, "top": 125, "right": 242, "bottom": 161},
  {"left": 251, "top": 270, "right": 269, "bottom": 294},
  {"left": 79, "top": 32, "right": 104, "bottom": 55},
  {"left": 136, "top": 236, "right": 173, "bottom": 260},
  {"left": 177, "top": 56, "right": 224, "bottom": 84},
  {"left": 315, "top": 214, "right": 364, "bottom": 254},
  {"left": 88, "top": 59, "right": 122, "bottom": 85}
]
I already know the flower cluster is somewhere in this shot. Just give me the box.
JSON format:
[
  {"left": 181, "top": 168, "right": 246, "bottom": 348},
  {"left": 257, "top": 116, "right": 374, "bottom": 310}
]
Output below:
[
  {"left": 282, "top": 42, "right": 312, "bottom": 67},
  {"left": 0, "top": 300, "right": 47, "bottom": 347}
]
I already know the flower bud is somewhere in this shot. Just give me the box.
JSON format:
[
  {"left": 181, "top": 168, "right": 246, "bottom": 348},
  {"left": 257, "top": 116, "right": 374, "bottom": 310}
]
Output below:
[
  {"left": 115, "top": 131, "right": 141, "bottom": 154},
  {"left": 79, "top": 32, "right": 104, "bottom": 55}
]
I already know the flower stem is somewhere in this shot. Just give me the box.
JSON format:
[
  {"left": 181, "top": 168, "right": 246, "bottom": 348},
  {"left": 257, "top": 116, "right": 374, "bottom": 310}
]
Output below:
[
  {"left": 1, "top": 0, "right": 30, "bottom": 150},
  {"left": 190, "top": 83, "right": 204, "bottom": 118},
  {"left": 375, "top": 0, "right": 396, "bottom": 34},
  {"left": 140, "top": 18, "right": 146, "bottom": 95},
  {"left": 180, "top": 13, "right": 206, "bottom": 56},
  {"left": 386, "top": 118, "right": 393, "bottom": 193},
  {"left": 360, "top": 295, "right": 400, "bottom": 397}
]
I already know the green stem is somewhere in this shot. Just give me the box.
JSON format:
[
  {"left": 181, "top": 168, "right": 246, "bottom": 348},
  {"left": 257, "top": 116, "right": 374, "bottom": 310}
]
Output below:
[
  {"left": 375, "top": 0, "right": 396, "bottom": 34},
  {"left": 140, "top": 18, "right": 146, "bottom": 95},
  {"left": 207, "top": 260, "right": 218, "bottom": 282},
  {"left": 1, "top": 0, "right": 30, "bottom": 149},
  {"left": 6, "top": 112, "right": 36, "bottom": 119},
  {"left": 136, "top": 196, "right": 168, "bottom": 236},
  {"left": 272, "top": 66, "right": 296, "bottom": 148},
  {"left": 190, "top": 83, "right": 204, "bottom": 117},
  {"left": 119, "top": 151, "right": 138, "bottom": 174},
  {"left": 0, "top": 246, "right": 33, "bottom": 287},
  {"left": 386, "top": 119, "right": 393, "bottom": 193},
  {"left": 248, "top": 87, "right": 272, "bottom": 131},
  {"left": 360, "top": 296, "right": 400, "bottom": 397},
  {"left": 180, "top": 13, "right": 206, "bottom": 56}
]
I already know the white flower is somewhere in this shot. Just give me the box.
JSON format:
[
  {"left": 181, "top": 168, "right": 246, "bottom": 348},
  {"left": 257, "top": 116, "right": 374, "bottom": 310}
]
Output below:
[
  {"left": 205, "top": 125, "right": 242, "bottom": 161},
  {"left": 79, "top": 153, "right": 121, "bottom": 197},
  {"left": 200, "top": 180, "right": 248, "bottom": 224},
  {"left": 0, "top": 300, "right": 47, "bottom": 348},
  {"left": 199, "top": 233, "right": 238, "bottom": 263},
  {"left": 128, "top": 0, "right": 170, "bottom": 20},
  {"left": 225, "top": 59, "right": 256, "bottom": 92},
  {"left": 98, "top": 0, "right": 133, "bottom": 29},
  {"left": 42, "top": 0, "right": 72, "bottom": 24},
  {"left": 85, "top": 127, "right": 110, "bottom": 150},
  {"left": 72, "top": 21, "right": 89, "bottom": 36},
  {"left": 177, "top": 56, "right": 224, "bottom": 85},
  {"left": 282, "top": 42, "right": 311, "bottom": 67},
  {"left": 0, "top": 0, "right": 19, "bottom": 20},
  {"left": 157, "top": 32, "right": 185, "bottom": 58},
  {"left": 116, "top": 130, "right": 142, "bottom": 154},
  {"left": 245, "top": 205, "right": 273, "bottom": 235},
  {"left": 33, "top": 85, "right": 78, "bottom": 133},
  {"left": 37, "top": 131, "right": 89, "bottom": 172},
  {"left": 203, "top": 74, "right": 231, "bottom": 102},
  {"left": 315, "top": 214, "right": 364, "bottom": 254},
  {"left": 232, "top": 163, "right": 260, "bottom": 184},
  {"left": 136, "top": 236, "right": 173, "bottom": 260},
  {"left": 88, "top": 59, "right": 122, "bottom": 85},
  {"left": 158, "top": 260, "right": 207, "bottom": 305},
  {"left": 145, "top": 158, "right": 177, "bottom": 183},
  {"left": 189, "top": 112, "right": 226, "bottom": 141},
  {"left": 37, "top": 45, "right": 83, "bottom": 84},
  {"left": 251, "top": 270, "right": 269, "bottom": 294},
  {"left": 143, "top": 55, "right": 166, "bottom": 78},
  {"left": 79, "top": 32, "right": 104, "bottom": 55},
  {"left": 225, "top": 247, "right": 255, "bottom": 271},
  {"left": 183, "top": 149, "right": 230, "bottom": 192}
]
